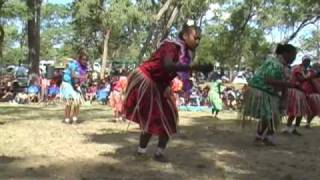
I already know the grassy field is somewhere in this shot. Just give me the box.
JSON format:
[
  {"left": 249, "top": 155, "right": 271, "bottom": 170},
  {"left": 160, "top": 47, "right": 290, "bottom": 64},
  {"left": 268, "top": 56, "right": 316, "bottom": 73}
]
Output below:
[{"left": 0, "top": 103, "right": 320, "bottom": 180}]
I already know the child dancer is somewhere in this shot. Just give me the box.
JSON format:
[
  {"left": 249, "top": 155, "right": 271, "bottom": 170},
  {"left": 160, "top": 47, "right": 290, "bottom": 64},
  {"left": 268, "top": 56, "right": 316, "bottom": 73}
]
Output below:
[
  {"left": 208, "top": 79, "right": 223, "bottom": 118},
  {"left": 60, "top": 52, "right": 88, "bottom": 124},
  {"left": 242, "top": 44, "right": 298, "bottom": 146},
  {"left": 171, "top": 77, "right": 183, "bottom": 106},
  {"left": 109, "top": 76, "right": 127, "bottom": 122}
]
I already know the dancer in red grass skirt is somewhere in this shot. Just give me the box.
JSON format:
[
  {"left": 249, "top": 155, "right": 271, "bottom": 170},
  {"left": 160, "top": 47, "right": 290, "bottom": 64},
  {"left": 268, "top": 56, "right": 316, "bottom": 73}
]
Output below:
[
  {"left": 301, "top": 58, "right": 320, "bottom": 128},
  {"left": 109, "top": 76, "right": 128, "bottom": 122},
  {"left": 283, "top": 58, "right": 312, "bottom": 135},
  {"left": 171, "top": 77, "right": 183, "bottom": 106},
  {"left": 123, "top": 24, "right": 212, "bottom": 162}
]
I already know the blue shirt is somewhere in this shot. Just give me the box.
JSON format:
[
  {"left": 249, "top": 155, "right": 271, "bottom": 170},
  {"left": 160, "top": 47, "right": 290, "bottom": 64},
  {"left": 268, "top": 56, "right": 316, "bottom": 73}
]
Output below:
[
  {"left": 63, "top": 60, "right": 79, "bottom": 84},
  {"left": 27, "top": 85, "right": 39, "bottom": 94}
]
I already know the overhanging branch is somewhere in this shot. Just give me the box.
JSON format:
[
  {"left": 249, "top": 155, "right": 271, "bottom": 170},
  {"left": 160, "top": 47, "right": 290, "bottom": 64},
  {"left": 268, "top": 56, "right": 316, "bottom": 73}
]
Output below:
[{"left": 284, "top": 15, "right": 320, "bottom": 43}]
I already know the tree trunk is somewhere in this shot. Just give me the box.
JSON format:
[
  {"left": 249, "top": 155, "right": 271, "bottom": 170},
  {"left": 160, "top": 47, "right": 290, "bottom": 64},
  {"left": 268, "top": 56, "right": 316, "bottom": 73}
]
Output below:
[
  {"left": 0, "top": 25, "right": 4, "bottom": 60},
  {"left": 283, "top": 16, "right": 320, "bottom": 43},
  {"left": 156, "top": 5, "right": 180, "bottom": 45},
  {"left": 27, "top": 0, "right": 41, "bottom": 74},
  {"left": 317, "top": 24, "right": 320, "bottom": 60},
  {"left": 0, "top": 1, "right": 5, "bottom": 63},
  {"left": 155, "top": 0, "right": 173, "bottom": 20},
  {"left": 100, "top": 29, "right": 111, "bottom": 79}
]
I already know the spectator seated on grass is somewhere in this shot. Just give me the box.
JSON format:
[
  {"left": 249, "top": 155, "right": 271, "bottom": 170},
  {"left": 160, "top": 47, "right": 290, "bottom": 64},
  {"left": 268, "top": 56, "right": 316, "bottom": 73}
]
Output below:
[
  {"left": 14, "top": 93, "right": 29, "bottom": 104},
  {"left": 47, "top": 79, "right": 60, "bottom": 102},
  {"left": 0, "top": 88, "right": 14, "bottom": 102},
  {"left": 47, "top": 85, "right": 60, "bottom": 101},
  {"left": 26, "top": 84, "right": 40, "bottom": 103},
  {"left": 96, "top": 83, "right": 110, "bottom": 105}
]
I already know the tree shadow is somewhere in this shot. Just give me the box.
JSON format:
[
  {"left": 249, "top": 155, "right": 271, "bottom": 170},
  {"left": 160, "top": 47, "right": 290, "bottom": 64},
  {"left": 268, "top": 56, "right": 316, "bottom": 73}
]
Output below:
[
  {"left": 1, "top": 106, "right": 320, "bottom": 180},
  {"left": 0, "top": 160, "right": 63, "bottom": 179},
  {"left": 83, "top": 124, "right": 227, "bottom": 179},
  {"left": 182, "top": 115, "right": 320, "bottom": 180},
  {"left": 0, "top": 155, "right": 22, "bottom": 164},
  {"left": 0, "top": 105, "right": 114, "bottom": 122}
]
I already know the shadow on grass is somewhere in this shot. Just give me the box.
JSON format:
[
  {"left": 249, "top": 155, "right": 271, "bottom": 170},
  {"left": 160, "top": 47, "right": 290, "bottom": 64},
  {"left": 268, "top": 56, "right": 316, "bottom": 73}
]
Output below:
[
  {"left": 0, "top": 105, "right": 114, "bottom": 122},
  {"left": 1, "top": 110, "right": 320, "bottom": 180},
  {"left": 84, "top": 114, "right": 320, "bottom": 180},
  {"left": 84, "top": 127, "right": 226, "bottom": 180},
  {"left": 0, "top": 155, "right": 22, "bottom": 164}
]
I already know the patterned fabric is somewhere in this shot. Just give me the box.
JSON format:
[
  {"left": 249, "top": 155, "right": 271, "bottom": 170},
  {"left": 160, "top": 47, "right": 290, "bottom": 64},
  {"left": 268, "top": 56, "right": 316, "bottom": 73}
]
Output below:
[
  {"left": 248, "top": 56, "right": 284, "bottom": 95},
  {"left": 242, "top": 56, "right": 285, "bottom": 130}
]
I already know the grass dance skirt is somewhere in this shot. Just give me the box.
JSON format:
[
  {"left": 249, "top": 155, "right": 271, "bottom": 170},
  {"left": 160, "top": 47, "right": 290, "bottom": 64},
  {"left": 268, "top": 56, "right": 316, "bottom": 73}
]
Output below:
[
  {"left": 123, "top": 69, "right": 178, "bottom": 136},
  {"left": 60, "top": 82, "right": 83, "bottom": 105},
  {"left": 286, "top": 88, "right": 311, "bottom": 117},
  {"left": 241, "top": 87, "right": 281, "bottom": 130}
]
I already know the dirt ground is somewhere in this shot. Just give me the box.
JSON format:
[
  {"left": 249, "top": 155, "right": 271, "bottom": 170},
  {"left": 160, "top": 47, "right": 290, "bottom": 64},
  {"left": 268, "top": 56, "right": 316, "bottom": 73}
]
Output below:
[{"left": 0, "top": 103, "right": 320, "bottom": 180}]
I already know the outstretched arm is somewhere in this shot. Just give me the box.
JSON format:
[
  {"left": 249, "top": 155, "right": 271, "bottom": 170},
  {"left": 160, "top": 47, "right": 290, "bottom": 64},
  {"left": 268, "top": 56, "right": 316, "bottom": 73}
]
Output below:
[
  {"left": 163, "top": 56, "right": 213, "bottom": 73},
  {"left": 163, "top": 57, "right": 190, "bottom": 73}
]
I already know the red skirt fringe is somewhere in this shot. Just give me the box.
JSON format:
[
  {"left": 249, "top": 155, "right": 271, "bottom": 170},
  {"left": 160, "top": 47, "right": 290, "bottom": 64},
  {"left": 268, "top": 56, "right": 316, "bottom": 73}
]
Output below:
[
  {"left": 286, "top": 88, "right": 311, "bottom": 117},
  {"left": 123, "top": 69, "right": 178, "bottom": 136}
]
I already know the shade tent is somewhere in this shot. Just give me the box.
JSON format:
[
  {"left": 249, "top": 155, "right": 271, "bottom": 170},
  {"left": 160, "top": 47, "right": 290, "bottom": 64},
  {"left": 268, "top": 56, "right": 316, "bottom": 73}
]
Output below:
[{"left": 232, "top": 76, "right": 247, "bottom": 84}]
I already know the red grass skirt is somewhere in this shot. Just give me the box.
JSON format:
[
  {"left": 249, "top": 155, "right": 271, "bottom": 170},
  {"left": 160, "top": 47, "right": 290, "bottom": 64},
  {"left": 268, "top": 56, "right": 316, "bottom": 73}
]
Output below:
[
  {"left": 123, "top": 69, "right": 178, "bottom": 136},
  {"left": 306, "top": 93, "right": 320, "bottom": 116},
  {"left": 109, "top": 90, "right": 124, "bottom": 113},
  {"left": 286, "top": 88, "right": 311, "bottom": 117}
]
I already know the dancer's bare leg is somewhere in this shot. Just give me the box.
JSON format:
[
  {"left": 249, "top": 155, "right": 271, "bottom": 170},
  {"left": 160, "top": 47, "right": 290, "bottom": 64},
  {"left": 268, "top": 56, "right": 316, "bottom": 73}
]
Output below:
[{"left": 64, "top": 103, "right": 71, "bottom": 123}]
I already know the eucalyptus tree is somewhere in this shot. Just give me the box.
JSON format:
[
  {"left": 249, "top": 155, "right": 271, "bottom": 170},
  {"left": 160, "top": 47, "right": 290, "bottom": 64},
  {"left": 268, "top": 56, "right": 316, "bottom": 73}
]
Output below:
[
  {"left": 1, "top": 0, "right": 28, "bottom": 64},
  {"left": 26, "top": 0, "right": 42, "bottom": 73},
  {"left": 72, "top": 0, "right": 145, "bottom": 78}
]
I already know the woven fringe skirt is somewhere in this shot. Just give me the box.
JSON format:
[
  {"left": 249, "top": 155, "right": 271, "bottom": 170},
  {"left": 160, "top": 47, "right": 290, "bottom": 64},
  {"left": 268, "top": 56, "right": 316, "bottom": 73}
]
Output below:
[
  {"left": 109, "top": 90, "right": 124, "bottom": 113},
  {"left": 286, "top": 88, "right": 311, "bottom": 117},
  {"left": 60, "top": 82, "right": 83, "bottom": 106},
  {"left": 241, "top": 87, "right": 281, "bottom": 130},
  {"left": 307, "top": 93, "right": 320, "bottom": 116},
  {"left": 123, "top": 69, "right": 178, "bottom": 136}
]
